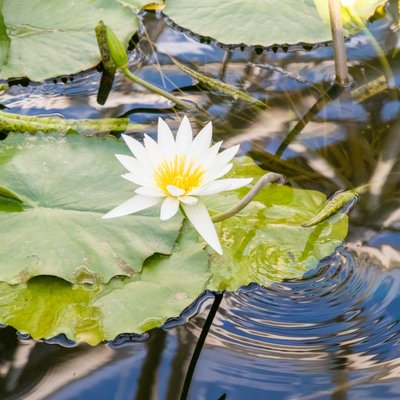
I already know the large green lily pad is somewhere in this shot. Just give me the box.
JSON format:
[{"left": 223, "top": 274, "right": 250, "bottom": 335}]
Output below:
[
  {"left": 0, "top": 133, "right": 182, "bottom": 284},
  {"left": 163, "top": 0, "right": 383, "bottom": 47},
  {"left": 0, "top": 0, "right": 159, "bottom": 81},
  {"left": 0, "top": 230, "right": 210, "bottom": 345}
]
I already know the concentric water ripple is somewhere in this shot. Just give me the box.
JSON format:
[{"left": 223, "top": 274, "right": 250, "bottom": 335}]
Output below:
[{"left": 194, "top": 249, "right": 400, "bottom": 398}]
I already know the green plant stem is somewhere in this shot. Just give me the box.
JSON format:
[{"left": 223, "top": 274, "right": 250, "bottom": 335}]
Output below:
[
  {"left": 121, "top": 67, "right": 191, "bottom": 109},
  {"left": 328, "top": 0, "right": 350, "bottom": 86},
  {"left": 211, "top": 172, "right": 285, "bottom": 223},
  {"left": 275, "top": 83, "right": 344, "bottom": 158}
]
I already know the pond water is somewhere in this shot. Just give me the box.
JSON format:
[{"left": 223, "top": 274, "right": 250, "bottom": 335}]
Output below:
[{"left": 1, "top": 5, "right": 400, "bottom": 400}]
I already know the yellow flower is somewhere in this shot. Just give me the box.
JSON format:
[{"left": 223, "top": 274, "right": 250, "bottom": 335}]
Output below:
[{"left": 103, "top": 117, "right": 252, "bottom": 254}]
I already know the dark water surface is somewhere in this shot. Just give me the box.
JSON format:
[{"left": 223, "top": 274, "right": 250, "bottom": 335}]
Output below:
[{"left": 1, "top": 5, "right": 400, "bottom": 400}]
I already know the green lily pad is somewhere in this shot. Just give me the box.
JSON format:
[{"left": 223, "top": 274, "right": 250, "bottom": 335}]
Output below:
[
  {"left": 0, "top": 133, "right": 182, "bottom": 284},
  {"left": 94, "top": 228, "right": 210, "bottom": 339},
  {"left": 0, "top": 229, "right": 210, "bottom": 345},
  {"left": 163, "top": 0, "right": 383, "bottom": 47},
  {"left": 0, "top": 155, "right": 349, "bottom": 344},
  {"left": 0, "top": 0, "right": 156, "bottom": 81},
  {"left": 207, "top": 157, "right": 349, "bottom": 291}
]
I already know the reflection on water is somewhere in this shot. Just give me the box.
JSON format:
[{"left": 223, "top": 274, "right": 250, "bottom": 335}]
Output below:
[{"left": 0, "top": 3, "right": 400, "bottom": 400}]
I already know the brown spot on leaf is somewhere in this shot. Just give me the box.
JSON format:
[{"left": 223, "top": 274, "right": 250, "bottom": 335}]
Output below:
[
  {"left": 18, "top": 268, "right": 32, "bottom": 283},
  {"left": 72, "top": 267, "right": 98, "bottom": 285},
  {"left": 117, "top": 258, "right": 134, "bottom": 275}
]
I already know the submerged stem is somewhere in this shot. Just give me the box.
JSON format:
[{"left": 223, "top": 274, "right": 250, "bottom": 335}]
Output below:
[
  {"left": 121, "top": 67, "right": 191, "bottom": 109},
  {"left": 180, "top": 293, "right": 224, "bottom": 400},
  {"left": 275, "top": 83, "right": 344, "bottom": 157},
  {"left": 211, "top": 172, "right": 285, "bottom": 223}
]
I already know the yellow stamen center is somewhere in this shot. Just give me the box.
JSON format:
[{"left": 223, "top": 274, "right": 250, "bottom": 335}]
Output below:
[{"left": 154, "top": 155, "right": 204, "bottom": 195}]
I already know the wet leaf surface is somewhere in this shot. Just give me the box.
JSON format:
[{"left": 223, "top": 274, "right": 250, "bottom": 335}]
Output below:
[
  {"left": 0, "top": 133, "right": 182, "bottom": 284},
  {"left": 207, "top": 158, "right": 349, "bottom": 291},
  {"left": 163, "top": 0, "right": 383, "bottom": 47},
  {"left": 0, "top": 0, "right": 157, "bottom": 81}
]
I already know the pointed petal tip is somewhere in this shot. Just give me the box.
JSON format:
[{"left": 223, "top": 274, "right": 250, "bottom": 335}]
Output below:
[
  {"left": 102, "top": 210, "right": 121, "bottom": 219},
  {"left": 206, "top": 236, "right": 223, "bottom": 255},
  {"left": 214, "top": 245, "right": 223, "bottom": 255},
  {"left": 232, "top": 144, "right": 240, "bottom": 154},
  {"left": 182, "top": 201, "right": 223, "bottom": 256},
  {"left": 179, "top": 115, "right": 191, "bottom": 128},
  {"left": 158, "top": 117, "right": 167, "bottom": 127}
]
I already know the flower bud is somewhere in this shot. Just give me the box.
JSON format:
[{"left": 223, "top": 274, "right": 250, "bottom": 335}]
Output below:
[{"left": 105, "top": 25, "right": 128, "bottom": 69}]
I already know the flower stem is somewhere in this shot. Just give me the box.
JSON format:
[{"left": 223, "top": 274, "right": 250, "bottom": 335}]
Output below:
[
  {"left": 121, "top": 67, "right": 192, "bottom": 109},
  {"left": 211, "top": 172, "right": 285, "bottom": 223},
  {"left": 180, "top": 292, "right": 224, "bottom": 400}
]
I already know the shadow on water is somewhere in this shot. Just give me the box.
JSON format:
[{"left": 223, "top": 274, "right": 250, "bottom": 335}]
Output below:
[{"left": 1, "top": 3, "right": 400, "bottom": 400}]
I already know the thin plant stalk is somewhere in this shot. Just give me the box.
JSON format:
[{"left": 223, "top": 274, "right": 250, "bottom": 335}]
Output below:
[
  {"left": 121, "top": 67, "right": 191, "bottom": 109},
  {"left": 211, "top": 172, "right": 285, "bottom": 223},
  {"left": 328, "top": 0, "right": 350, "bottom": 86},
  {"left": 97, "top": 21, "right": 191, "bottom": 109},
  {"left": 275, "top": 84, "right": 344, "bottom": 157}
]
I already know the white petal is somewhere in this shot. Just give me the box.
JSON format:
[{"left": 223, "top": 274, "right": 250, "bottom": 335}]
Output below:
[
  {"left": 176, "top": 116, "right": 193, "bottom": 154},
  {"left": 202, "top": 141, "right": 222, "bottom": 166},
  {"left": 193, "top": 178, "right": 253, "bottom": 196},
  {"left": 121, "top": 134, "right": 153, "bottom": 170},
  {"left": 187, "top": 181, "right": 212, "bottom": 196},
  {"left": 121, "top": 134, "right": 145, "bottom": 159},
  {"left": 182, "top": 201, "right": 222, "bottom": 255},
  {"left": 122, "top": 172, "right": 153, "bottom": 187},
  {"left": 144, "top": 134, "right": 164, "bottom": 166},
  {"left": 115, "top": 154, "right": 139, "bottom": 172},
  {"left": 179, "top": 196, "right": 198, "bottom": 205},
  {"left": 102, "top": 195, "right": 161, "bottom": 219},
  {"left": 167, "top": 185, "right": 185, "bottom": 196},
  {"left": 160, "top": 197, "right": 180, "bottom": 220},
  {"left": 203, "top": 163, "right": 233, "bottom": 183},
  {"left": 135, "top": 187, "right": 166, "bottom": 197},
  {"left": 158, "top": 118, "right": 175, "bottom": 159},
  {"left": 213, "top": 145, "right": 240, "bottom": 167},
  {"left": 189, "top": 121, "right": 212, "bottom": 160},
  {"left": 115, "top": 154, "right": 152, "bottom": 176}
]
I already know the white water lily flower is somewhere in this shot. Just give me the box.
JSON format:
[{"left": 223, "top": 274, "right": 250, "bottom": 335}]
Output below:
[{"left": 103, "top": 117, "right": 253, "bottom": 254}]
